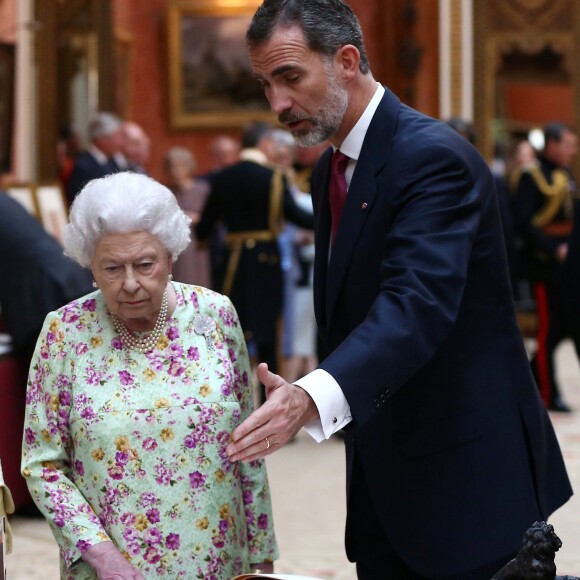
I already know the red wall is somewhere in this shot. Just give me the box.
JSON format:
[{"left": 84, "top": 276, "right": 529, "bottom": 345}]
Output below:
[
  {"left": 504, "top": 83, "right": 574, "bottom": 126},
  {"left": 112, "top": 0, "right": 387, "bottom": 181},
  {"left": 113, "top": 0, "right": 222, "bottom": 181}
]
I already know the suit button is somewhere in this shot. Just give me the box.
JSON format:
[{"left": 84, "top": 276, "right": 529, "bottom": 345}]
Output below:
[
  {"left": 246, "top": 239, "right": 256, "bottom": 249},
  {"left": 258, "top": 252, "right": 268, "bottom": 263}
]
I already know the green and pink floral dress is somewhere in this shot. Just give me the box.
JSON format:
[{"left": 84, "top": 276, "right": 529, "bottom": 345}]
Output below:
[{"left": 21, "top": 282, "right": 278, "bottom": 579}]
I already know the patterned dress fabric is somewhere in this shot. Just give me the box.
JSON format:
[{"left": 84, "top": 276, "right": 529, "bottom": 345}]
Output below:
[{"left": 21, "top": 282, "right": 278, "bottom": 579}]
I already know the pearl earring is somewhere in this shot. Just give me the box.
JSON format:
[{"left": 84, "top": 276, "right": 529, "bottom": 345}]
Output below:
[
  {"left": 168, "top": 274, "right": 173, "bottom": 282},
  {"left": 92, "top": 281, "right": 98, "bottom": 288}
]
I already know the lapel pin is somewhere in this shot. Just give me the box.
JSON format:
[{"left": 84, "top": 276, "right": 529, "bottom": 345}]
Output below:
[{"left": 361, "top": 202, "right": 368, "bottom": 210}]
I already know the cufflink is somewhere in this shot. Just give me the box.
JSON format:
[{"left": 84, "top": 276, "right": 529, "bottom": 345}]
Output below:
[{"left": 332, "top": 416, "right": 338, "bottom": 424}]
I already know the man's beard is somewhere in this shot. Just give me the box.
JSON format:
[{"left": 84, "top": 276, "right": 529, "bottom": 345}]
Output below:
[{"left": 279, "top": 71, "right": 348, "bottom": 147}]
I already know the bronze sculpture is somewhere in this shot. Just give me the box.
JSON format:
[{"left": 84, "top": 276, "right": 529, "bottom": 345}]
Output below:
[{"left": 492, "top": 521, "right": 579, "bottom": 580}]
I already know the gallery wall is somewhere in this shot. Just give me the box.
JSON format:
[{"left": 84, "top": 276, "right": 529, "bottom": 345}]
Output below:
[{"left": 113, "top": 0, "right": 440, "bottom": 182}]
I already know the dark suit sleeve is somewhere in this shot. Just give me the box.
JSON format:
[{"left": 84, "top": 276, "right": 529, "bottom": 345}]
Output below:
[
  {"left": 319, "top": 145, "right": 490, "bottom": 426},
  {"left": 195, "top": 186, "right": 221, "bottom": 242},
  {"left": 66, "top": 159, "right": 89, "bottom": 205}
]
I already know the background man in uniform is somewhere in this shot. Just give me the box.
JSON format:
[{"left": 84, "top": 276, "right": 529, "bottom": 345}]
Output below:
[
  {"left": 512, "top": 122, "right": 579, "bottom": 412},
  {"left": 195, "top": 121, "right": 312, "bottom": 402},
  {"left": 226, "top": 1, "right": 573, "bottom": 578}
]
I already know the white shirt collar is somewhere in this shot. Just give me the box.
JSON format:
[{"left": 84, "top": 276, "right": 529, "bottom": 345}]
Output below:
[{"left": 335, "top": 83, "right": 385, "bottom": 161}]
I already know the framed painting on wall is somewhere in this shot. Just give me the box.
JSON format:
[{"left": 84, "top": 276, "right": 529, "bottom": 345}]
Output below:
[
  {"left": 167, "top": 0, "right": 273, "bottom": 129},
  {"left": 0, "top": 44, "right": 15, "bottom": 174},
  {"left": 35, "top": 183, "right": 69, "bottom": 245}
]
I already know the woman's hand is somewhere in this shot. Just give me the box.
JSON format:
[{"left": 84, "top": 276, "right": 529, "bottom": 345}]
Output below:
[{"left": 82, "top": 541, "right": 144, "bottom": 580}]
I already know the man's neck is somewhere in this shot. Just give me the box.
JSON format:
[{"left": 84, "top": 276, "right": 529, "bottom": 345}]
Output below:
[{"left": 333, "top": 75, "right": 378, "bottom": 147}]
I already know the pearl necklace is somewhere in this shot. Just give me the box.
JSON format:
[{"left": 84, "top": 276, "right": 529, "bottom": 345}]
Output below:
[{"left": 112, "top": 291, "right": 168, "bottom": 354}]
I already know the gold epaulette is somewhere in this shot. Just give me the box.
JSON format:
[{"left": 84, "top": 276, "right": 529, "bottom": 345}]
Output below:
[{"left": 511, "top": 163, "right": 571, "bottom": 228}]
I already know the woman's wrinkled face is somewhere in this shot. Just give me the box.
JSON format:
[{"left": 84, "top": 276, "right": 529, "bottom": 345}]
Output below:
[{"left": 91, "top": 231, "right": 172, "bottom": 330}]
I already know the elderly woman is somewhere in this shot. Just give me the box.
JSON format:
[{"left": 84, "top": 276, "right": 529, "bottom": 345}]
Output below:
[{"left": 21, "top": 172, "right": 278, "bottom": 579}]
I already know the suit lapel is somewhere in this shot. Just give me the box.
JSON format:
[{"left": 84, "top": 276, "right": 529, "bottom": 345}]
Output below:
[
  {"left": 313, "top": 148, "right": 333, "bottom": 332},
  {"left": 324, "top": 88, "right": 401, "bottom": 325},
  {"left": 325, "top": 157, "right": 378, "bottom": 321}
]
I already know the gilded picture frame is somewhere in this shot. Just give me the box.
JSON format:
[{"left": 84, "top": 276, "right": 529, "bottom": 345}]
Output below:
[{"left": 167, "top": 0, "right": 274, "bottom": 129}]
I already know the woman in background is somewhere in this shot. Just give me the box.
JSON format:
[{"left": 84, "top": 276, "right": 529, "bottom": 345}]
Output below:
[{"left": 164, "top": 147, "right": 211, "bottom": 288}]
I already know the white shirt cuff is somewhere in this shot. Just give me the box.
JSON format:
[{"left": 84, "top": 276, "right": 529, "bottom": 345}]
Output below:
[{"left": 294, "top": 369, "right": 352, "bottom": 442}]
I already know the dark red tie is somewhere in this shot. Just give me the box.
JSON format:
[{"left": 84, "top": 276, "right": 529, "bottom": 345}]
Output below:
[{"left": 329, "top": 150, "right": 350, "bottom": 242}]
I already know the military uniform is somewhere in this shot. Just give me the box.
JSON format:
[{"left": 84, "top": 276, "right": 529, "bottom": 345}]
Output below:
[
  {"left": 512, "top": 157, "right": 578, "bottom": 410},
  {"left": 196, "top": 150, "right": 313, "bottom": 399}
]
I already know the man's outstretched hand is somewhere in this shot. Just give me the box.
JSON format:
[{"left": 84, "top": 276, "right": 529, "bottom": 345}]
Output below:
[{"left": 227, "top": 363, "right": 319, "bottom": 462}]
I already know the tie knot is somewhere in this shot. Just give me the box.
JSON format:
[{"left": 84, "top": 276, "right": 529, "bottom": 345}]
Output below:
[{"left": 331, "top": 150, "right": 350, "bottom": 175}]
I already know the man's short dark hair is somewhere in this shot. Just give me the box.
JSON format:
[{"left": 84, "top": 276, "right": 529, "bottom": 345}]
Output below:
[
  {"left": 247, "top": 0, "right": 370, "bottom": 74},
  {"left": 241, "top": 121, "right": 273, "bottom": 149},
  {"left": 543, "top": 122, "right": 573, "bottom": 146}
]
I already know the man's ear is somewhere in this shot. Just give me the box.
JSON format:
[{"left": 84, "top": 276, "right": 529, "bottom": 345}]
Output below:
[{"left": 335, "top": 44, "right": 361, "bottom": 80}]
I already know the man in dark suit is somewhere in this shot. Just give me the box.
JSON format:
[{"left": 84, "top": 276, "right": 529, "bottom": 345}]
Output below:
[
  {"left": 226, "top": 1, "right": 572, "bottom": 578},
  {"left": 0, "top": 192, "right": 93, "bottom": 517},
  {"left": 66, "top": 112, "right": 124, "bottom": 205},
  {"left": 0, "top": 192, "right": 94, "bottom": 368},
  {"left": 195, "top": 122, "right": 312, "bottom": 401}
]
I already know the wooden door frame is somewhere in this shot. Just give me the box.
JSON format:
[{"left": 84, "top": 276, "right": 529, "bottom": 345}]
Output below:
[
  {"left": 473, "top": 0, "right": 580, "bottom": 173},
  {"left": 34, "top": 0, "right": 115, "bottom": 180}
]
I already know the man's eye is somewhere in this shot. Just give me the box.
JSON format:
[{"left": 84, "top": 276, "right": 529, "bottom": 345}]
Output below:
[{"left": 138, "top": 262, "right": 153, "bottom": 269}]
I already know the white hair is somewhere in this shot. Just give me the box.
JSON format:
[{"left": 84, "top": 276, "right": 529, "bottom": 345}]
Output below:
[
  {"left": 89, "top": 112, "right": 123, "bottom": 139},
  {"left": 63, "top": 172, "right": 192, "bottom": 267}
]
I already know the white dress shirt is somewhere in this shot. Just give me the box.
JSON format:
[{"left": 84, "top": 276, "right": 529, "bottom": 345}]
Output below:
[{"left": 294, "top": 83, "right": 385, "bottom": 442}]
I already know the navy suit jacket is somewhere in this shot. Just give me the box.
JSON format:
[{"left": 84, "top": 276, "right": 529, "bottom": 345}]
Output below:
[
  {"left": 311, "top": 88, "right": 572, "bottom": 575},
  {"left": 66, "top": 150, "right": 119, "bottom": 205},
  {"left": 0, "top": 193, "right": 93, "bottom": 354}
]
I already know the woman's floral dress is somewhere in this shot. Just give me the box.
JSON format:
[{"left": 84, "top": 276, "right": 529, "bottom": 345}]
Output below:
[{"left": 21, "top": 282, "right": 278, "bottom": 579}]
